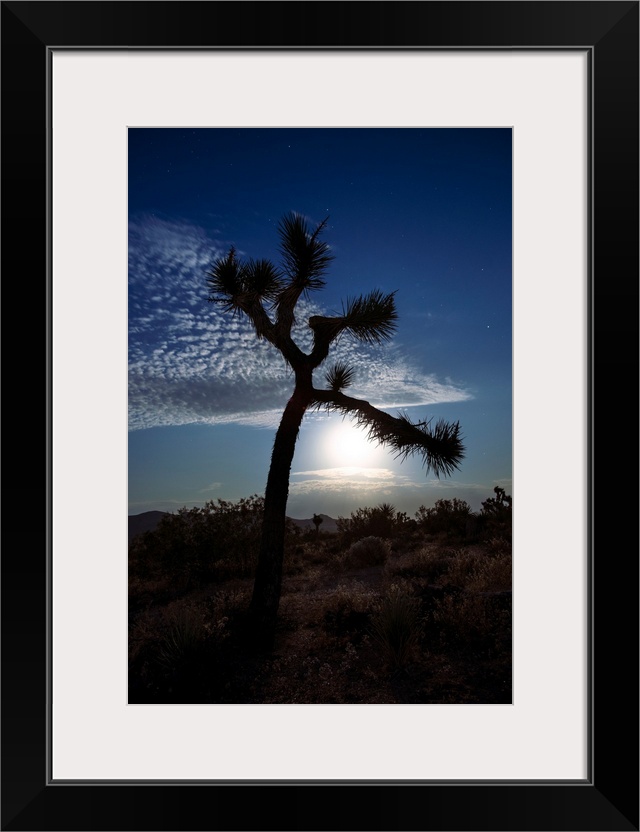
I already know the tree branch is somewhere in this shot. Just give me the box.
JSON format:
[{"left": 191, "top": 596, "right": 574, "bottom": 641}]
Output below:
[
  {"left": 274, "top": 213, "right": 334, "bottom": 340},
  {"left": 206, "top": 249, "right": 280, "bottom": 344},
  {"left": 311, "top": 388, "right": 465, "bottom": 478},
  {"left": 307, "top": 289, "right": 398, "bottom": 367}
]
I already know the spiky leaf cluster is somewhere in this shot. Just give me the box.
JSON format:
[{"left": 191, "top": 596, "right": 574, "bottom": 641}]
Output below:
[
  {"left": 308, "top": 289, "right": 399, "bottom": 365},
  {"left": 277, "top": 212, "right": 334, "bottom": 293},
  {"left": 206, "top": 247, "right": 283, "bottom": 313},
  {"left": 325, "top": 361, "right": 356, "bottom": 391},
  {"left": 359, "top": 410, "right": 464, "bottom": 478},
  {"left": 244, "top": 258, "right": 284, "bottom": 297},
  {"left": 389, "top": 413, "right": 465, "bottom": 478},
  {"left": 341, "top": 289, "right": 398, "bottom": 344}
]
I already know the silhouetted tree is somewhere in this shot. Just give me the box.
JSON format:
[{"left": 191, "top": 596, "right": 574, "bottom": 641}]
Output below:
[
  {"left": 337, "top": 502, "right": 410, "bottom": 543},
  {"left": 415, "top": 497, "right": 473, "bottom": 538},
  {"left": 312, "top": 513, "right": 323, "bottom": 535},
  {"left": 480, "top": 486, "right": 512, "bottom": 537},
  {"left": 206, "top": 212, "right": 465, "bottom": 647}
]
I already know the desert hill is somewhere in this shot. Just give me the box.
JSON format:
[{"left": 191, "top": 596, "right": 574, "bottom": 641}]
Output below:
[
  {"left": 288, "top": 513, "right": 338, "bottom": 533},
  {"left": 128, "top": 511, "right": 169, "bottom": 543}
]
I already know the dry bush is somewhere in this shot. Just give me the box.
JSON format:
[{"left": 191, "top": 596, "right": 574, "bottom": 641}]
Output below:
[
  {"left": 486, "top": 536, "right": 512, "bottom": 557},
  {"left": 442, "top": 549, "right": 481, "bottom": 588},
  {"left": 284, "top": 540, "right": 331, "bottom": 575},
  {"left": 154, "top": 603, "right": 214, "bottom": 672},
  {"left": 387, "top": 545, "right": 457, "bottom": 583},
  {"left": 128, "top": 573, "right": 175, "bottom": 608},
  {"left": 205, "top": 587, "right": 251, "bottom": 619},
  {"left": 300, "top": 540, "right": 332, "bottom": 565},
  {"left": 466, "top": 553, "right": 511, "bottom": 593},
  {"left": 370, "top": 585, "right": 422, "bottom": 670},
  {"left": 129, "top": 606, "right": 164, "bottom": 665},
  {"left": 341, "top": 536, "right": 391, "bottom": 569},
  {"left": 431, "top": 591, "right": 511, "bottom": 650},
  {"left": 255, "top": 636, "right": 370, "bottom": 704},
  {"left": 149, "top": 594, "right": 244, "bottom": 666},
  {"left": 410, "top": 546, "right": 512, "bottom": 653},
  {"left": 444, "top": 549, "right": 511, "bottom": 593},
  {"left": 129, "top": 600, "right": 217, "bottom": 687},
  {"left": 320, "top": 581, "right": 378, "bottom": 634}
]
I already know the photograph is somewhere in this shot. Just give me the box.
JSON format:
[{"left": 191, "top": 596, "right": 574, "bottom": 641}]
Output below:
[{"left": 127, "top": 127, "right": 513, "bottom": 705}]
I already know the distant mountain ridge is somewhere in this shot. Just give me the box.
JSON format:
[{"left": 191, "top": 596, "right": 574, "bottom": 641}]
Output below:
[
  {"left": 128, "top": 509, "right": 338, "bottom": 543},
  {"left": 288, "top": 513, "right": 338, "bottom": 533},
  {"left": 128, "top": 511, "right": 168, "bottom": 543}
]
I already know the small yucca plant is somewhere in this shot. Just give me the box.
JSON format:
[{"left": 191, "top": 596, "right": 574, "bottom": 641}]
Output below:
[
  {"left": 370, "top": 587, "right": 422, "bottom": 670},
  {"left": 155, "top": 607, "right": 205, "bottom": 672}
]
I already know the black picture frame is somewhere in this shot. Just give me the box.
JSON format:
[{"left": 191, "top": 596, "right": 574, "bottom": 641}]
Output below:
[{"left": 2, "top": 2, "right": 638, "bottom": 830}]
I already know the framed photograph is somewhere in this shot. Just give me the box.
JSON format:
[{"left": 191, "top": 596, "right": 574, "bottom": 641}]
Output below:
[{"left": 3, "top": 1, "right": 638, "bottom": 830}]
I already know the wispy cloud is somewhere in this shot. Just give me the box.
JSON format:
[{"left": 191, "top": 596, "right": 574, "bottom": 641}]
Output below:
[
  {"left": 289, "top": 466, "right": 423, "bottom": 498},
  {"left": 293, "top": 467, "right": 397, "bottom": 481},
  {"left": 129, "top": 217, "right": 472, "bottom": 431},
  {"left": 287, "top": 469, "right": 509, "bottom": 515},
  {"left": 199, "top": 481, "right": 223, "bottom": 493}
]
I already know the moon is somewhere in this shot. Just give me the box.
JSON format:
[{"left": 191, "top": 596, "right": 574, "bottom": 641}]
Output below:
[{"left": 323, "top": 419, "right": 385, "bottom": 468}]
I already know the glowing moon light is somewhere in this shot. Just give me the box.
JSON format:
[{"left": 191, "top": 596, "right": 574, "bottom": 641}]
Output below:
[{"left": 325, "top": 421, "right": 381, "bottom": 467}]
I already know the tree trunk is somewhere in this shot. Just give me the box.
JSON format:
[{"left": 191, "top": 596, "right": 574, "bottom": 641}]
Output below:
[{"left": 248, "top": 386, "right": 309, "bottom": 648}]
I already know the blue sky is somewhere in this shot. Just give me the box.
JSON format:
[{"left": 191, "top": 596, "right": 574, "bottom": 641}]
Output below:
[{"left": 128, "top": 128, "right": 512, "bottom": 519}]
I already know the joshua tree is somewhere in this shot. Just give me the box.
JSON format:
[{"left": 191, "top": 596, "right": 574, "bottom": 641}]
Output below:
[
  {"left": 206, "top": 212, "right": 465, "bottom": 647},
  {"left": 312, "top": 513, "right": 323, "bottom": 535}
]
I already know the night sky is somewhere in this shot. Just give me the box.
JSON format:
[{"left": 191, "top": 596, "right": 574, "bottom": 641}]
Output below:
[{"left": 128, "top": 128, "right": 512, "bottom": 519}]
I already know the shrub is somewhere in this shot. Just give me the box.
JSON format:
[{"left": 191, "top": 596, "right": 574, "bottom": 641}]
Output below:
[
  {"left": 415, "top": 498, "right": 474, "bottom": 538},
  {"left": 462, "top": 553, "right": 512, "bottom": 593},
  {"left": 343, "top": 536, "right": 391, "bottom": 568},
  {"left": 129, "top": 495, "right": 300, "bottom": 589},
  {"left": 386, "top": 545, "right": 456, "bottom": 582},
  {"left": 205, "top": 587, "right": 250, "bottom": 620},
  {"left": 286, "top": 540, "right": 329, "bottom": 571},
  {"left": 442, "top": 549, "right": 481, "bottom": 588},
  {"left": 337, "top": 503, "right": 413, "bottom": 544},
  {"left": 480, "top": 487, "right": 512, "bottom": 538},
  {"left": 486, "top": 535, "right": 511, "bottom": 557},
  {"left": 431, "top": 590, "right": 511, "bottom": 650},
  {"left": 154, "top": 604, "right": 211, "bottom": 672},
  {"left": 431, "top": 548, "right": 511, "bottom": 593},
  {"left": 370, "top": 586, "right": 422, "bottom": 669},
  {"left": 321, "top": 582, "right": 378, "bottom": 635}
]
